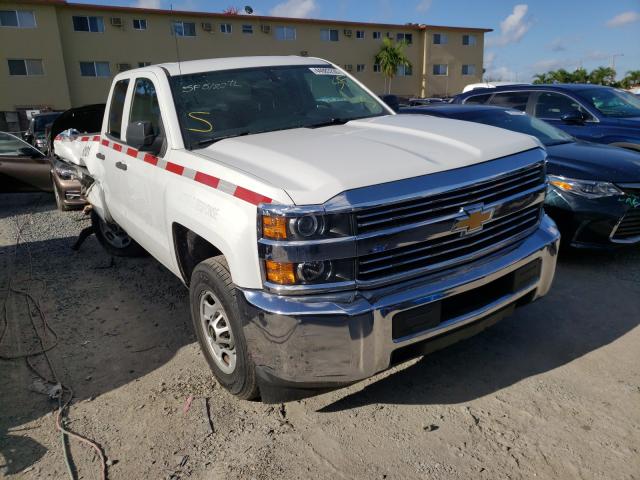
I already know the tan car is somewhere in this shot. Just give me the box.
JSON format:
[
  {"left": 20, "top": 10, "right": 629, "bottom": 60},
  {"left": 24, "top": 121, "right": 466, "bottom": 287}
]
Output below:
[
  {"left": 0, "top": 131, "right": 51, "bottom": 192},
  {"left": 50, "top": 156, "right": 84, "bottom": 211}
]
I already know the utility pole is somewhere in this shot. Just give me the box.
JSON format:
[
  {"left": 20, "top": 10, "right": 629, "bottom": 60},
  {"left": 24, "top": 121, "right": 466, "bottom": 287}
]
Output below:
[{"left": 611, "top": 53, "right": 624, "bottom": 70}]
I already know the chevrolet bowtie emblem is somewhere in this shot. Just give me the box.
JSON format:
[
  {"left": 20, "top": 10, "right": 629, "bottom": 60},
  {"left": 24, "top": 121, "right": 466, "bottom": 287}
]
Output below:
[{"left": 451, "top": 207, "right": 495, "bottom": 235}]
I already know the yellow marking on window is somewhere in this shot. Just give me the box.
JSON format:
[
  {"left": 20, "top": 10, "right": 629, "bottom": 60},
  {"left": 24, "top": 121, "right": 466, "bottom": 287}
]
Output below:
[{"left": 187, "top": 111, "right": 213, "bottom": 133}]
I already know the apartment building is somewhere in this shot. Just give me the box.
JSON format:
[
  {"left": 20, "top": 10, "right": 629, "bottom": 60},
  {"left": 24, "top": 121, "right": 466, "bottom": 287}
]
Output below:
[{"left": 0, "top": 0, "right": 490, "bottom": 126}]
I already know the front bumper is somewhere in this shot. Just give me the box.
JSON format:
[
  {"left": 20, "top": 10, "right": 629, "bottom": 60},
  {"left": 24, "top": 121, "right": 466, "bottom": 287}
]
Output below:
[
  {"left": 52, "top": 171, "right": 86, "bottom": 208},
  {"left": 545, "top": 188, "right": 640, "bottom": 248},
  {"left": 238, "top": 215, "right": 560, "bottom": 395}
]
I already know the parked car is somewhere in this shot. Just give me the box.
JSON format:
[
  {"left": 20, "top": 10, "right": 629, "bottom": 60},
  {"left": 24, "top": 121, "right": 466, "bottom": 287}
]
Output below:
[
  {"left": 462, "top": 81, "right": 530, "bottom": 93},
  {"left": 52, "top": 56, "right": 559, "bottom": 401},
  {"left": 401, "top": 104, "right": 640, "bottom": 248},
  {"left": 0, "top": 131, "right": 51, "bottom": 192},
  {"left": 24, "top": 111, "right": 62, "bottom": 152},
  {"left": 47, "top": 104, "right": 105, "bottom": 210},
  {"left": 453, "top": 84, "right": 640, "bottom": 151}
]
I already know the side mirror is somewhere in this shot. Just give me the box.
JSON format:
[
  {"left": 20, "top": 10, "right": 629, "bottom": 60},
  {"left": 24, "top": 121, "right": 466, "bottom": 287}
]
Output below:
[
  {"left": 126, "top": 121, "right": 156, "bottom": 151},
  {"left": 380, "top": 94, "right": 400, "bottom": 112},
  {"left": 560, "top": 110, "right": 586, "bottom": 125}
]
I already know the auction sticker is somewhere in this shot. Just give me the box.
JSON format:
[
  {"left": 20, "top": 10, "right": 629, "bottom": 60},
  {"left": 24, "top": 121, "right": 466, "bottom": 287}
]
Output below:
[{"left": 309, "top": 67, "right": 342, "bottom": 75}]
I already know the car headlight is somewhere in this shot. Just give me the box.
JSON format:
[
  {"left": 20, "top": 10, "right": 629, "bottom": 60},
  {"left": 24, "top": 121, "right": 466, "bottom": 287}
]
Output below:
[
  {"left": 54, "top": 163, "right": 77, "bottom": 180},
  {"left": 547, "top": 175, "right": 623, "bottom": 199},
  {"left": 259, "top": 207, "right": 355, "bottom": 288}
]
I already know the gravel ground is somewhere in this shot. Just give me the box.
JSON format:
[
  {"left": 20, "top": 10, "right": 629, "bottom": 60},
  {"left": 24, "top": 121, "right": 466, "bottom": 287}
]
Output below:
[{"left": 1, "top": 192, "right": 639, "bottom": 480}]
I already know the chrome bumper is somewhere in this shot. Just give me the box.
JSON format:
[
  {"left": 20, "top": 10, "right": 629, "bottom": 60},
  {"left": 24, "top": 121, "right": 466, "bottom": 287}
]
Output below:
[{"left": 238, "top": 215, "right": 560, "bottom": 390}]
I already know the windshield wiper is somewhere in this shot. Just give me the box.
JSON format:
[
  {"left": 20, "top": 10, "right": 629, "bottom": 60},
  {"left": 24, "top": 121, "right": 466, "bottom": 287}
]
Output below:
[
  {"left": 304, "top": 117, "right": 352, "bottom": 129},
  {"left": 195, "top": 131, "right": 250, "bottom": 148}
]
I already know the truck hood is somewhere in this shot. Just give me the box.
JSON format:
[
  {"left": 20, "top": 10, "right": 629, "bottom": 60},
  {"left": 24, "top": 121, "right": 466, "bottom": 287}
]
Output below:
[{"left": 195, "top": 114, "right": 541, "bottom": 205}]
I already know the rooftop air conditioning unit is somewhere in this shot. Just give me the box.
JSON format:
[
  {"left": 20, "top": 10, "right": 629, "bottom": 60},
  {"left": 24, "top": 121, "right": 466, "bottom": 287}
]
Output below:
[
  {"left": 201, "top": 22, "right": 212, "bottom": 32},
  {"left": 110, "top": 17, "right": 123, "bottom": 27},
  {"left": 343, "top": 29, "right": 352, "bottom": 37},
  {"left": 260, "top": 24, "right": 271, "bottom": 34},
  {"left": 118, "top": 63, "right": 131, "bottom": 72}
]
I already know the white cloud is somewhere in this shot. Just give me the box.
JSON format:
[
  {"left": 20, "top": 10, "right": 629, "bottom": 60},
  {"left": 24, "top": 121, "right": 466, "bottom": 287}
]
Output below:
[
  {"left": 483, "top": 51, "right": 517, "bottom": 81},
  {"left": 270, "top": 0, "right": 318, "bottom": 18},
  {"left": 532, "top": 58, "right": 566, "bottom": 71},
  {"left": 135, "top": 0, "right": 161, "bottom": 8},
  {"left": 606, "top": 11, "right": 640, "bottom": 27},
  {"left": 486, "top": 4, "right": 532, "bottom": 47},
  {"left": 416, "top": 0, "right": 432, "bottom": 13}
]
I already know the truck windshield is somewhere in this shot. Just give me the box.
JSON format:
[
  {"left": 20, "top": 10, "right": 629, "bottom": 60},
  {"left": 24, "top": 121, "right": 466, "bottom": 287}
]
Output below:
[{"left": 170, "top": 64, "right": 387, "bottom": 149}]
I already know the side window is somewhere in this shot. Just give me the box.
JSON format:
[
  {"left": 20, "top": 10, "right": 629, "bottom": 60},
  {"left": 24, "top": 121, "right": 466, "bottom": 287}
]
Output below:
[
  {"left": 0, "top": 132, "right": 41, "bottom": 157},
  {"left": 129, "top": 78, "right": 163, "bottom": 139},
  {"left": 489, "top": 91, "right": 530, "bottom": 111},
  {"left": 534, "top": 92, "right": 587, "bottom": 119},
  {"left": 464, "top": 93, "right": 492, "bottom": 105},
  {"left": 108, "top": 79, "right": 129, "bottom": 139}
]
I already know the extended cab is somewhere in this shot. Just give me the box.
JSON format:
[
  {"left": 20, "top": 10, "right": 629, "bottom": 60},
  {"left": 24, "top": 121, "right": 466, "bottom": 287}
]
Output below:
[{"left": 53, "top": 56, "right": 560, "bottom": 401}]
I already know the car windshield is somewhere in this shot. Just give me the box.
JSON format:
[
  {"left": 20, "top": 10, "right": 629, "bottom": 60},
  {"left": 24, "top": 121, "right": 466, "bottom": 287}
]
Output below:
[
  {"left": 34, "top": 113, "right": 60, "bottom": 132},
  {"left": 577, "top": 88, "right": 640, "bottom": 118},
  {"left": 450, "top": 108, "right": 575, "bottom": 146},
  {"left": 170, "top": 64, "right": 387, "bottom": 149}
]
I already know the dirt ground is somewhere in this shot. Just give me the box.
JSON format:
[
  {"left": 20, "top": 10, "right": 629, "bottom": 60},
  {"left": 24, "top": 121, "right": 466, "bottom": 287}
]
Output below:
[{"left": 1, "top": 192, "right": 639, "bottom": 480}]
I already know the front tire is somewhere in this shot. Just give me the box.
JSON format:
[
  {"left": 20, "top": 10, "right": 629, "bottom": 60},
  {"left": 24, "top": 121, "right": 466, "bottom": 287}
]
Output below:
[
  {"left": 190, "top": 256, "right": 259, "bottom": 400},
  {"left": 91, "top": 211, "right": 146, "bottom": 257}
]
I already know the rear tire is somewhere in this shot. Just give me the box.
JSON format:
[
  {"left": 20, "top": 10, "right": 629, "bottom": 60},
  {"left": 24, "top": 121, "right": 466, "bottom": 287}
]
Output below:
[
  {"left": 91, "top": 211, "right": 147, "bottom": 257},
  {"left": 190, "top": 256, "right": 259, "bottom": 401}
]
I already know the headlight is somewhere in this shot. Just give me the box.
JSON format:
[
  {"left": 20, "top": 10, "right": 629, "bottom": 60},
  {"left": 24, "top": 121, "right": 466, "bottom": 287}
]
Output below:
[
  {"left": 259, "top": 206, "right": 355, "bottom": 288},
  {"left": 54, "top": 162, "right": 77, "bottom": 180},
  {"left": 547, "top": 175, "right": 623, "bottom": 199}
]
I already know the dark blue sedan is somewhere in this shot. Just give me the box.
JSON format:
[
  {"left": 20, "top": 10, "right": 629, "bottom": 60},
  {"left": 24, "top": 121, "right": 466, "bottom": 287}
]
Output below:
[
  {"left": 400, "top": 104, "right": 640, "bottom": 248},
  {"left": 453, "top": 84, "right": 640, "bottom": 152}
]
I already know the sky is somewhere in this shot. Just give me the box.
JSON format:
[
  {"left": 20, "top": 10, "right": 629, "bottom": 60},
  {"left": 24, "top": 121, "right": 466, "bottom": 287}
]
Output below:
[{"left": 76, "top": 0, "right": 640, "bottom": 81}]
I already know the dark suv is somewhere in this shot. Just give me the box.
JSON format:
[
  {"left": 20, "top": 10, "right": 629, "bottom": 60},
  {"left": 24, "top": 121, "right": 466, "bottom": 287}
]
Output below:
[{"left": 453, "top": 84, "right": 640, "bottom": 151}]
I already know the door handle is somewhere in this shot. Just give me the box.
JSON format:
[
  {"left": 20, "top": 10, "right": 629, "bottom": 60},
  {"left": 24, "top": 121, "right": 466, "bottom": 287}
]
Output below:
[
  {"left": 115, "top": 161, "right": 128, "bottom": 171},
  {"left": 96, "top": 152, "right": 105, "bottom": 160}
]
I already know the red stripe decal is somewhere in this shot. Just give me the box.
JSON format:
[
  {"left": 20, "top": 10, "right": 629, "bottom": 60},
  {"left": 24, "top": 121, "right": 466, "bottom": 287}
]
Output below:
[
  {"left": 113, "top": 143, "right": 122, "bottom": 152},
  {"left": 165, "top": 162, "right": 184, "bottom": 175},
  {"left": 143, "top": 153, "right": 158, "bottom": 165},
  {"left": 81, "top": 136, "right": 89, "bottom": 142},
  {"left": 234, "top": 186, "right": 272, "bottom": 206},
  {"left": 194, "top": 171, "right": 220, "bottom": 188},
  {"left": 93, "top": 135, "right": 100, "bottom": 141},
  {"left": 101, "top": 139, "right": 109, "bottom": 146},
  {"left": 126, "top": 147, "right": 138, "bottom": 158}
]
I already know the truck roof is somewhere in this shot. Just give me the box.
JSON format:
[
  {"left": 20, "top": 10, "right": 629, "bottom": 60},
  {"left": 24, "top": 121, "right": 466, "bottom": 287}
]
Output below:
[{"left": 152, "top": 56, "right": 331, "bottom": 76}]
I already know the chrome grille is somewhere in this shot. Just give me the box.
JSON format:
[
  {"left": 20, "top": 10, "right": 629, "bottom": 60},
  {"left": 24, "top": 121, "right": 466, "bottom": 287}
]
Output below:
[
  {"left": 356, "top": 163, "right": 545, "bottom": 234},
  {"left": 354, "top": 161, "right": 546, "bottom": 285}
]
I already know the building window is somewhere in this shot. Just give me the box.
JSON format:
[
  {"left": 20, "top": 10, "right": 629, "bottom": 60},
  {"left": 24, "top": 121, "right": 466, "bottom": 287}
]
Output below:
[
  {"left": 432, "top": 64, "right": 448, "bottom": 76},
  {"left": 373, "top": 63, "right": 381, "bottom": 73},
  {"left": 220, "top": 23, "right": 232, "bottom": 34},
  {"left": 398, "top": 64, "right": 412, "bottom": 76},
  {"left": 344, "top": 64, "right": 353, "bottom": 72},
  {"left": 356, "top": 64, "right": 366, "bottom": 73},
  {"left": 461, "top": 64, "right": 476, "bottom": 76},
  {"left": 138, "top": 62, "right": 151, "bottom": 67},
  {"left": 80, "top": 61, "right": 111, "bottom": 77},
  {"left": 133, "top": 19, "right": 147, "bottom": 30},
  {"left": 432, "top": 33, "right": 447, "bottom": 44},
  {"left": 275, "top": 26, "right": 296, "bottom": 40},
  {"left": 0, "top": 10, "right": 36, "bottom": 28},
  {"left": 320, "top": 28, "right": 339, "bottom": 41},
  {"left": 462, "top": 34, "right": 476, "bottom": 46},
  {"left": 8, "top": 59, "right": 43, "bottom": 76},
  {"left": 242, "top": 24, "right": 253, "bottom": 34},
  {"left": 396, "top": 33, "right": 413, "bottom": 44},
  {"left": 372, "top": 31, "right": 381, "bottom": 39},
  {"left": 72, "top": 16, "right": 104, "bottom": 32},
  {"left": 356, "top": 30, "right": 365, "bottom": 39},
  {"left": 172, "top": 21, "right": 195, "bottom": 36}
]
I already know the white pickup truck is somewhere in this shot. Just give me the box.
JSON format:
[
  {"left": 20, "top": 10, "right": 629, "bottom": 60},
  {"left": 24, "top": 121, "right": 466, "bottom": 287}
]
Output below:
[{"left": 53, "top": 56, "right": 559, "bottom": 401}]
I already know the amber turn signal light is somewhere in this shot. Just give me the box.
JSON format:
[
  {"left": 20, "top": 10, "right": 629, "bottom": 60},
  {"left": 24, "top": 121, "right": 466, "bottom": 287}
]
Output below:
[
  {"left": 262, "top": 215, "right": 288, "bottom": 240},
  {"left": 265, "top": 260, "right": 296, "bottom": 285}
]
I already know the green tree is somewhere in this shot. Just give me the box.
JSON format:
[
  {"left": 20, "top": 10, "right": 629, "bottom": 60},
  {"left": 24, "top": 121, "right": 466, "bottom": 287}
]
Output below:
[
  {"left": 532, "top": 72, "right": 551, "bottom": 84},
  {"left": 621, "top": 70, "right": 640, "bottom": 88},
  {"left": 374, "top": 37, "right": 412, "bottom": 94},
  {"left": 550, "top": 69, "right": 574, "bottom": 83},
  {"left": 572, "top": 67, "right": 589, "bottom": 83},
  {"left": 589, "top": 66, "right": 616, "bottom": 85}
]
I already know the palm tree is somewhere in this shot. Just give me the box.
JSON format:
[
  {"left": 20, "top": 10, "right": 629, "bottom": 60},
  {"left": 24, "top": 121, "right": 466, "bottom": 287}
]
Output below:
[
  {"left": 550, "top": 69, "right": 574, "bottom": 84},
  {"left": 621, "top": 70, "right": 640, "bottom": 88},
  {"left": 589, "top": 66, "right": 616, "bottom": 85},
  {"left": 532, "top": 72, "right": 550, "bottom": 84},
  {"left": 572, "top": 67, "right": 589, "bottom": 83},
  {"left": 374, "top": 37, "right": 411, "bottom": 94}
]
